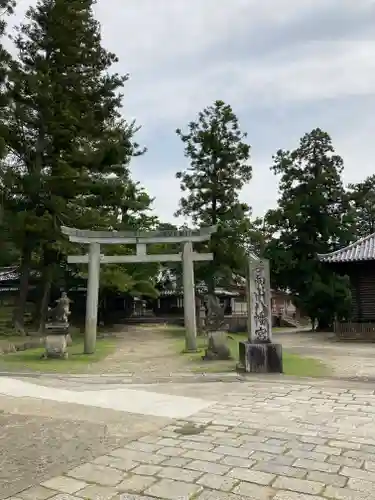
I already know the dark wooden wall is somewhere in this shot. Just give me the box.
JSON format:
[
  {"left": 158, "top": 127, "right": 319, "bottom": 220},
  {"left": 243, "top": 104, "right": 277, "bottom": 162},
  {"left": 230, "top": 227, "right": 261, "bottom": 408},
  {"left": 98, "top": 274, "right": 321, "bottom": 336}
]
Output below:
[{"left": 333, "top": 261, "right": 375, "bottom": 322}]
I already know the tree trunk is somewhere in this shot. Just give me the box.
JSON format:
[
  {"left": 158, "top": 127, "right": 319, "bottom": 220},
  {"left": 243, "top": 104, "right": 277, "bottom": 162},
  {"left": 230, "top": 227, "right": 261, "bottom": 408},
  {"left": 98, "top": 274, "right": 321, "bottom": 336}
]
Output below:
[
  {"left": 316, "top": 317, "right": 332, "bottom": 332},
  {"left": 12, "top": 246, "right": 32, "bottom": 335},
  {"left": 38, "top": 264, "right": 54, "bottom": 334}
]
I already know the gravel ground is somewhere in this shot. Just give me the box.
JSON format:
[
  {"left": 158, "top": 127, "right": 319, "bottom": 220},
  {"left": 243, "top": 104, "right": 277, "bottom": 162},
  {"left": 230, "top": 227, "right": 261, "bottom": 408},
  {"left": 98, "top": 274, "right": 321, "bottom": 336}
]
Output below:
[{"left": 0, "top": 395, "right": 170, "bottom": 499}]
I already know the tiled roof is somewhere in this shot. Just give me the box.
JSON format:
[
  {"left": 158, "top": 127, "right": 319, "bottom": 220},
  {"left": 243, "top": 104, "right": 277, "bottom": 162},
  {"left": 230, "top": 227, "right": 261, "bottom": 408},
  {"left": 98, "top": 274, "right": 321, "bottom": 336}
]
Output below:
[{"left": 317, "top": 233, "right": 375, "bottom": 263}]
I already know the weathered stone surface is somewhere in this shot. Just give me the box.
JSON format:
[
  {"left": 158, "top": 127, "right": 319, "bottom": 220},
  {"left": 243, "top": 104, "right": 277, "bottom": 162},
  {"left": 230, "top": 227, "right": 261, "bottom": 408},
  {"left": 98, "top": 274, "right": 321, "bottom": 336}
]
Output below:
[
  {"left": 272, "top": 477, "right": 325, "bottom": 495},
  {"left": 75, "top": 485, "right": 118, "bottom": 500},
  {"left": 197, "top": 473, "right": 238, "bottom": 491},
  {"left": 43, "top": 335, "right": 68, "bottom": 359},
  {"left": 231, "top": 482, "right": 276, "bottom": 499},
  {"left": 131, "top": 465, "right": 161, "bottom": 476},
  {"left": 17, "top": 486, "right": 55, "bottom": 500},
  {"left": 202, "top": 331, "right": 231, "bottom": 361},
  {"left": 144, "top": 478, "right": 203, "bottom": 499},
  {"left": 116, "top": 475, "right": 157, "bottom": 493},
  {"left": 238, "top": 341, "right": 283, "bottom": 373},
  {"left": 41, "top": 477, "right": 87, "bottom": 494},
  {"left": 92, "top": 455, "right": 138, "bottom": 471},
  {"left": 8, "top": 376, "right": 375, "bottom": 500},
  {"left": 67, "top": 463, "right": 123, "bottom": 486},
  {"left": 228, "top": 467, "right": 276, "bottom": 485},
  {"left": 157, "top": 465, "right": 202, "bottom": 482}
]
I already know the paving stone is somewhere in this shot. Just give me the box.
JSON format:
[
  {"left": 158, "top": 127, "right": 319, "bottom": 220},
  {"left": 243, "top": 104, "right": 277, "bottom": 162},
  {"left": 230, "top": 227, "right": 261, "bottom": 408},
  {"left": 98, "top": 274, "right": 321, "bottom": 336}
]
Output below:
[
  {"left": 131, "top": 465, "right": 162, "bottom": 476},
  {"left": 93, "top": 455, "right": 139, "bottom": 472},
  {"left": 157, "top": 465, "right": 202, "bottom": 482},
  {"left": 47, "top": 495, "right": 84, "bottom": 500},
  {"left": 286, "top": 450, "right": 328, "bottom": 462},
  {"left": 324, "top": 485, "right": 369, "bottom": 499},
  {"left": 116, "top": 475, "right": 157, "bottom": 493},
  {"left": 144, "top": 478, "right": 203, "bottom": 499},
  {"left": 231, "top": 481, "right": 276, "bottom": 499},
  {"left": 182, "top": 449, "right": 224, "bottom": 462},
  {"left": 197, "top": 473, "right": 238, "bottom": 491},
  {"left": 124, "top": 441, "right": 161, "bottom": 453},
  {"left": 156, "top": 438, "right": 182, "bottom": 447},
  {"left": 340, "top": 466, "right": 375, "bottom": 482},
  {"left": 307, "top": 470, "right": 347, "bottom": 488},
  {"left": 156, "top": 446, "right": 184, "bottom": 457},
  {"left": 110, "top": 449, "right": 164, "bottom": 465},
  {"left": 185, "top": 459, "right": 230, "bottom": 475},
  {"left": 220, "top": 455, "right": 256, "bottom": 468},
  {"left": 272, "top": 477, "right": 325, "bottom": 495},
  {"left": 314, "top": 445, "right": 342, "bottom": 456},
  {"left": 67, "top": 463, "right": 124, "bottom": 487},
  {"left": 293, "top": 458, "right": 340, "bottom": 474},
  {"left": 328, "top": 441, "right": 361, "bottom": 451},
  {"left": 196, "top": 490, "right": 253, "bottom": 500},
  {"left": 17, "top": 487, "right": 55, "bottom": 500},
  {"left": 160, "top": 456, "right": 191, "bottom": 467},
  {"left": 75, "top": 485, "right": 118, "bottom": 500},
  {"left": 138, "top": 435, "right": 160, "bottom": 444},
  {"left": 265, "top": 438, "right": 288, "bottom": 447},
  {"left": 250, "top": 451, "right": 291, "bottom": 463},
  {"left": 41, "top": 477, "right": 87, "bottom": 495},
  {"left": 344, "top": 453, "right": 375, "bottom": 467},
  {"left": 364, "top": 461, "right": 375, "bottom": 471},
  {"left": 253, "top": 461, "right": 306, "bottom": 479},
  {"left": 213, "top": 437, "right": 243, "bottom": 447},
  {"left": 241, "top": 442, "right": 286, "bottom": 455},
  {"left": 228, "top": 467, "right": 275, "bottom": 486},
  {"left": 287, "top": 441, "right": 316, "bottom": 452},
  {"left": 347, "top": 477, "right": 375, "bottom": 493},
  {"left": 273, "top": 492, "right": 325, "bottom": 500},
  {"left": 328, "top": 456, "right": 364, "bottom": 469},
  {"left": 181, "top": 441, "right": 215, "bottom": 451},
  {"left": 213, "top": 445, "right": 251, "bottom": 458}
]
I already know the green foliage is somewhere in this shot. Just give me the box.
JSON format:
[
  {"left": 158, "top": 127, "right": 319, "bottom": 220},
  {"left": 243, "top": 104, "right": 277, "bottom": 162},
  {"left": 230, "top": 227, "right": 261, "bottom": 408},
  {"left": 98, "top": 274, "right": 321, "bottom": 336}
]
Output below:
[
  {"left": 0, "top": 0, "right": 161, "bottom": 326},
  {"left": 176, "top": 100, "right": 252, "bottom": 289},
  {"left": 264, "top": 128, "right": 353, "bottom": 328},
  {"left": 347, "top": 175, "right": 375, "bottom": 239}
]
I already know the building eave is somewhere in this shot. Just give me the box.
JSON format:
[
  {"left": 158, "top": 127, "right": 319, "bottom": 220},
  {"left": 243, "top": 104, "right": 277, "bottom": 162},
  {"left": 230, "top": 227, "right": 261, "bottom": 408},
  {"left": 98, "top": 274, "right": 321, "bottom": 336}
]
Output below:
[{"left": 317, "top": 233, "right": 375, "bottom": 264}]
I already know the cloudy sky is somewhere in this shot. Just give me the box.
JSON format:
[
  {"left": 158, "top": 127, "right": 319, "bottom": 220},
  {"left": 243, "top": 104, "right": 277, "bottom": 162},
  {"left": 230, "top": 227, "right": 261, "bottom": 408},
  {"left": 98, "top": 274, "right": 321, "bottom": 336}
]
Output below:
[{"left": 9, "top": 0, "right": 375, "bottom": 225}]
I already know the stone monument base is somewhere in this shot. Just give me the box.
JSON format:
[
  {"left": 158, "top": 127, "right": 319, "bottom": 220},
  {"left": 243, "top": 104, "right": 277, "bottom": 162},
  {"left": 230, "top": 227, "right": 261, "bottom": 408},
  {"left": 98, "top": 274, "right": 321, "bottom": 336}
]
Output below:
[{"left": 237, "top": 341, "right": 283, "bottom": 373}]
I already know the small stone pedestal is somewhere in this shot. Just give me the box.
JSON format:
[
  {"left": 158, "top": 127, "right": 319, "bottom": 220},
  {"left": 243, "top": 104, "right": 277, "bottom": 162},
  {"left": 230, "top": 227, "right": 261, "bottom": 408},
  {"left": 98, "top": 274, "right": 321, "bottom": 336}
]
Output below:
[
  {"left": 238, "top": 341, "right": 283, "bottom": 373},
  {"left": 42, "top": 322, "right": 71, "bottom": 359}
]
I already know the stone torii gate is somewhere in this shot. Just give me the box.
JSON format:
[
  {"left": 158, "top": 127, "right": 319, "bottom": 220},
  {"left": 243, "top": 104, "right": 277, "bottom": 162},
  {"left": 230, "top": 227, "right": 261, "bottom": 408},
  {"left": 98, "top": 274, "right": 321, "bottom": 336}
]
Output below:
[{"left": 62, "top": 226, "right": 216, "bottom": 354}]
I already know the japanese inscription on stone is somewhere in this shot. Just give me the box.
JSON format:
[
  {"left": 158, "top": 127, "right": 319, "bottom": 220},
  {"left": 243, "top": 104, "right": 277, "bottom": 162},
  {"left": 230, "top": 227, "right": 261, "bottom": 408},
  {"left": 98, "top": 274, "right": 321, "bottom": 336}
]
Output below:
[{"left": 248, "top": 258, "right": 272, "bottom": 343}]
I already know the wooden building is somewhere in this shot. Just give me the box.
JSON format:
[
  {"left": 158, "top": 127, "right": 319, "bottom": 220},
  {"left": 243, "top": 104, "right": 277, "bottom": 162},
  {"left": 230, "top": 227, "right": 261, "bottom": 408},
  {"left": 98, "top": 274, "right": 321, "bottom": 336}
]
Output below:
[{"left": 318, "top": 233, "right": 375, "bottom": 339}]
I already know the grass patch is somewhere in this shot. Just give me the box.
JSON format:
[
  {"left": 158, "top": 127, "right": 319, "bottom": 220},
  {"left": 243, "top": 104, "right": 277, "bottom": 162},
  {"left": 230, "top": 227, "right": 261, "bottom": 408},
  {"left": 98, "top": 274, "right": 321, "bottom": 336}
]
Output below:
[
  {"left": 169, "top": 329, "right": 328, "bottom": 377},
  {"left": 0, "top": 337, "right": 116, "bottom": 373}
]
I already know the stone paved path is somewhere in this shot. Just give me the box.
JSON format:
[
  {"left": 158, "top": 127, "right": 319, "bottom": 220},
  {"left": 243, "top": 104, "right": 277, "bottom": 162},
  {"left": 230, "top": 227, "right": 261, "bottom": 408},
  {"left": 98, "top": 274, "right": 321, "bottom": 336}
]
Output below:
[{"left": 4, "top": 377, "right": 375, "bottom": 499}]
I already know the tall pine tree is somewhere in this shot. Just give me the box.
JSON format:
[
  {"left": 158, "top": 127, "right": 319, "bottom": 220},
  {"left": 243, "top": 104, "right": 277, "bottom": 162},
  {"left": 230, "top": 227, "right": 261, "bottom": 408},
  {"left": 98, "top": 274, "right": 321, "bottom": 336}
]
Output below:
[
  {"left": 1, "top": 0, "right": 155, "bottom": 331},
  {"left": 347, "top": 175, "right": 375, "bottom": 239},
  {"left": 176, "top": 100, "right": 252, "bottom": 291},
  {"left": 265, "top": 128, "right": 354, "bottom": 329}
]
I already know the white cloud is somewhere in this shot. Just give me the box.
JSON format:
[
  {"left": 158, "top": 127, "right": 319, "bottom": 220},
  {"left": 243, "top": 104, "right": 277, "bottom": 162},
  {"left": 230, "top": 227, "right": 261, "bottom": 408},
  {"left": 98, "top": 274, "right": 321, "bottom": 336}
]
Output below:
[
  {"left": 125, "top": 39, "right": 375, "bottom": 128},
  {"left": 7, "top": 0, "right": 375, "bottom": 224}
]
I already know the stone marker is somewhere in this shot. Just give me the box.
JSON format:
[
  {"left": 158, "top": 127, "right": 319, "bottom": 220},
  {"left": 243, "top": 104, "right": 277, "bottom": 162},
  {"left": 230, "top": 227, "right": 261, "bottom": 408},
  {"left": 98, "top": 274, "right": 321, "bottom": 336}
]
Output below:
[
  {"left": 42, "top": 292, "right": 72, "bottom": 360},
  {"left": 202, "top": 294, "right": 231, "bottom": 360},
  {"left": 238, "top": 257, "right": 283, "bottom": 373}
]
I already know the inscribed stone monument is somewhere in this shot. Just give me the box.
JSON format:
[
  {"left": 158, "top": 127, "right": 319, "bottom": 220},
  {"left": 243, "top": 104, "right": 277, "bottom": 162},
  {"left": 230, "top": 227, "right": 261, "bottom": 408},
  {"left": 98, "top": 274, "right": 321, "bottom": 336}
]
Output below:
[{"left": 238, "top": 258, "right": 283, "bottom": 373}]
